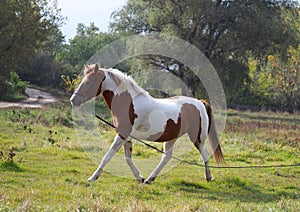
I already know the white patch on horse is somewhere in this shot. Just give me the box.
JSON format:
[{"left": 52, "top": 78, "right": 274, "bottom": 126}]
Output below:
[
  {"left": 103, "top": 68, "right": 147, "bottom": 100},
  {"left": 131, "top": 109, "right": 169, "bottom": 139},
  {"left": 131, "top": 95, "right": 183, "bottom": 139}
]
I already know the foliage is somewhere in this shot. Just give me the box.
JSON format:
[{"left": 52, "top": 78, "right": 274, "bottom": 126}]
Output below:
[
  {"left": 7, "top": 72, "right": 29, "bottom": 95},
  {"left": 17, "top": 52, "right": 68, "bottom": 88},
  {"left": 0, "top": 105, "right": 299, "bottom": 210},
  {"left": 61, "top": 74, "right": 81, "bottom": 94},
  {"left": 55, "top": 23, "right": 123, "bottom": 95},
  {"left": 56, "top": 23, "right": 121, "bottom": 73},
  {"left": 268, "top": 47, "right": 299, "bottom": 111},
  {"left": 1, "top": 0, "right": 299, "bottom": 110},
  {"left": 0, "top": 0, "right": 64, "bottom": 97},
  {"left": 110, "top": 0, "right": 299, "bottom": 107},
  {"left": 248, "top": 6, "right": 300, "bottom": 111},
  {"left": 249, "top": 45, "right": 300, "bottom": 111}
]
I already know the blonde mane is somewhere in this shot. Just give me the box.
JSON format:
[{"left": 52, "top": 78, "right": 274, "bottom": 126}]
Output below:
[{"left": 105, "top": 68, "right": 147, "bottom": 96}]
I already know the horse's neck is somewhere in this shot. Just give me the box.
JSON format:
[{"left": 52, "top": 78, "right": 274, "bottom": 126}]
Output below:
[
  {"left": 101, "top": 88, "right": 150, "bottom": 109},
  {"left": 100, "top": 76, "right": 148, "bottom": 111}
]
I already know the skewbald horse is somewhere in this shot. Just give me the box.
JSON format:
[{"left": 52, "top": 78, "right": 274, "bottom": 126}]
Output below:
[{"left": 70, "top": 64, "right": 224, "bottom": 184}]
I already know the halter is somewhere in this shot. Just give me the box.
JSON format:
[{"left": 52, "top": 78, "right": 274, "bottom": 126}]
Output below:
[{"left": 73, "top": 79, "right": 103, "bottom": 100}]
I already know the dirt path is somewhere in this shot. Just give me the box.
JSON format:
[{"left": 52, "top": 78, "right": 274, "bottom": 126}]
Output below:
[{"left": 0, "top": 88, "right": 59, "bottom": 109}]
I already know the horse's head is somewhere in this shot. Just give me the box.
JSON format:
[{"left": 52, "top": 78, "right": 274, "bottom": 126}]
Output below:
[{"left": 70, "top": 64, "right": 106, "bottom": 107}]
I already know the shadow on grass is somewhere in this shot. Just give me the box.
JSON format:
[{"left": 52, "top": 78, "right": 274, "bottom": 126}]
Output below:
[
  {"left": 0, "top": 161, "right": 24, "bottom": 172},
  {"left": 168, "top": 177, "right": 299, "bottom": 203},
  {"left": 170, "top": 180, "right": 208, "bottom": 193}
]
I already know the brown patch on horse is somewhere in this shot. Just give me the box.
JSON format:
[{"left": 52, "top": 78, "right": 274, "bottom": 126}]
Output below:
[
  {"left": 147, "top": 103, "right": 202, "bottom": 143},
  {"left": 102, "top": 90, "right": 114, "bottom": 109},
  {"left": 148, "top": 117, "right": 182, "bottom": 142},
  {"left": 128, "top": 101, "right": 137, "bottom": 125},
  {"left": 180, "top": 103, "right": 202, "bottom": 147},
  {"left": 102, "top": 90, "right": 138, "bottom": 139},
  {"left": 96, "top": 69, "right": 106, "bottom": 96}
]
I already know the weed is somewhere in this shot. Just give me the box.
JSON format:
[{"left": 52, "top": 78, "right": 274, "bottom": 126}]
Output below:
[
  {"left": 0, "top": 151, "right": 5, "bottom": 160},
  {"left": 0, "top": 148, "right": 18, "bottom": 162},
  {"left": 8, "top": 147, "right": 16, "bottom": 162}
]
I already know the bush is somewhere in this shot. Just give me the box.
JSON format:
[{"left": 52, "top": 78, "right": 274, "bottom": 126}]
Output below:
[
  {"left": 61, "top": 73, "right": 81, "bottom": 94},
  {"left": 18, "top": 53, "right": 66, "bottom": 88},
  {"left": 8, "top": 71, "right": 29, "bottom": 95}
]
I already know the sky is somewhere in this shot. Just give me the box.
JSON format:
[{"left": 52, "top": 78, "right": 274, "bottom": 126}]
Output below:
[
  {"left": 57, "top": 0, "right": 127, "bottom": 41},
  {"left": 58, "top": 0, "right": 300, "bottom": 41}
]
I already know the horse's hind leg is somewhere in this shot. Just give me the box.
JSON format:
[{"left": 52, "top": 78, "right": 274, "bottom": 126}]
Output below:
[
  {"left": 201, "top": 142, "right": 213, "bottom": 181},
  {"left": 124, "top": 141, "right": 144, "bottom": 183},
  {"left": 88, "top": 135, "right": 126, "bottom": 182},
  {"left": 194, "top": 139, "right": 212, "bottom": 182},
  {"left": 144, "top": 139, "right": 176, "bottom": 184}
]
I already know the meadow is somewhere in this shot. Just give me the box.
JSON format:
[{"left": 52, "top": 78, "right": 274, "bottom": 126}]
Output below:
[{"left": 0, "top": 101, "right": 299, "bottom": 211}]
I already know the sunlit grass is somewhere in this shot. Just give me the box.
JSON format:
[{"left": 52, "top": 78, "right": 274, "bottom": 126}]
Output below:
[{"left": 0, "top": 104, "right": 299, "bottom": 211}]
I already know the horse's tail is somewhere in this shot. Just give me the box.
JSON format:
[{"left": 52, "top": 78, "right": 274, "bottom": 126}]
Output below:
[{"left": 201, "top": 100, "right": 224, "bottom": 165}]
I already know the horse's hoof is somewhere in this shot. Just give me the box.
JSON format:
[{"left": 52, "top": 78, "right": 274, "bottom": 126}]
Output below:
[
  {"left": 144, "top": 177, "right": 156, "bottom": 184},
  {"left": 144, "top": 180, "right": 151, "bottom": 184},
  {"left": 206, "top": 177, "right": 213, "bottom": 182},
  {"left": 137, "top": 178, "right": 145, "bottom": 183},
  {"left": 88, "top": 175, "right": 99, "bottom": 182}
]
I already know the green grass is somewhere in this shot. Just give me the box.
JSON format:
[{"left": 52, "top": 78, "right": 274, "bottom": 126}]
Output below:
[{"left": 0, "top": 104, "right": 299, "bottom": 211}]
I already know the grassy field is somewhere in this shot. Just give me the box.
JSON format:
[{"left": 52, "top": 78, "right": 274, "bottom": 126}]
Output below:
[{"left": 0, "top": 102, "right": 299, "bottom": 211}]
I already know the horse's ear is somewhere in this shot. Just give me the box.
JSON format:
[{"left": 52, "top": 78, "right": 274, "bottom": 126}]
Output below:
[
  {"left": 94, "top": 64, "right": 99, "bottom": 72},
  {"left": 84, "top": 64, "right": 91, "bottom": 75}
]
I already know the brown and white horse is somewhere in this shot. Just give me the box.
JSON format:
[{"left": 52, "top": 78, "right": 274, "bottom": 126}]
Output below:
[{"left": 70, "top": 64, "right": 224, "bottom": 184}]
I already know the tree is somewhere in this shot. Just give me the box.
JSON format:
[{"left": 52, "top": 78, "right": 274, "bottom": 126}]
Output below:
[
  {"left": 110, "top": 0, "right": 299, "bottom": 105},
  {"left": 57, "top": 23, "right": 121, "bottom": 72},
  {"left": 0, "top": 0, "right": 64, "bottom": 97},
  {"left": 248, "top": 7, "right": 300, "bottom": 111},
  {"left": 19, "top": 52, "right": 66, "bottom": 88},
  {"left": 248, "top": 45, "right": 299, "bottom": 112}
]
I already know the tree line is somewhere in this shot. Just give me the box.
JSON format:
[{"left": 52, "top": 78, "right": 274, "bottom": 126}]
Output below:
[{"left": 0, "top": 0, "right": 299, "bottom": 111}]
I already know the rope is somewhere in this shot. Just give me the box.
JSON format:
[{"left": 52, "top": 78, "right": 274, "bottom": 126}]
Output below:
[{"left": 95, "top": 114, "right": 300, "bottom": 169}]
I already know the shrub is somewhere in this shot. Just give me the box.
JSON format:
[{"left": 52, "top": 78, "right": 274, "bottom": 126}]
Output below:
[{"left": 8, "top": 71, "right": 29, "bottom": 95}]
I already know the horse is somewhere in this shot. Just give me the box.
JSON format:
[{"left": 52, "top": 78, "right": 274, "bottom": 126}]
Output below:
[{"left": 70, "top": 64, "right": 224, "bottom": 184}]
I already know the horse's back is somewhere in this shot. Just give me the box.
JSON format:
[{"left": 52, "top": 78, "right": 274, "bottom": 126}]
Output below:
[{"left": 131, "top": 95, "right": 209, "bottom": 142}]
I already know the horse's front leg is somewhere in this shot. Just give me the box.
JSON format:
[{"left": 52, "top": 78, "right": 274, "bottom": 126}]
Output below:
[
  {"left": 88, "top": 135, "right": 126, "bottom": 182},
  {"left": 124, "top": 141, "right": 144, "bottom": 183},
  {"left": 144, "top": 139, "right": 176, "bottom": 184}
]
